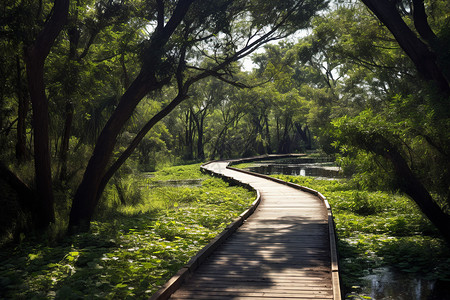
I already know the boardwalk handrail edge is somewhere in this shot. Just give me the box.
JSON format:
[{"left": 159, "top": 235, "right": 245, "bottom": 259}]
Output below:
[
  {"left": 149, "top": 161, "right": 262, "bottom": 300},
  {"left": 227, "top": 154, "right": 342, "bottom": 300}
]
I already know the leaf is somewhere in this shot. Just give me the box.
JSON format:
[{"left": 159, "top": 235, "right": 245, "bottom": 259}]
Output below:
[{"left": 28, "top": 254, "right": 39, "bottom": 260}]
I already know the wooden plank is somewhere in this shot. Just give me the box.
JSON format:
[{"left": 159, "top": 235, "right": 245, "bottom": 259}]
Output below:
[
  {"left": 195, "top": 269, "right": 332, "bottom": 276},
  {"left": 171, "top": 296, "right": 333, "bottom": 300},
  {"left": 179, "top": 283, "right": 332, "bottom": 290},
  {"left": 209, "top": 253, "right": 330, "bottom": 259},
  {"left": 179, "top": 278, "right": 332, "bottom": 286},
  {"left": 214, "top": 240, "right": 329, "bottom": 245},
  {"left": 177, "top": 281, "right": 333, "bottom": 289},
  {"left": 190, "top": 277, "right": 331, "bottom": 284},
  {"left": 173, "top": 290, "right": 333, "bottom": 298},
  {"left": 171, "top": 295, "right": 333, "bottom": 300}
]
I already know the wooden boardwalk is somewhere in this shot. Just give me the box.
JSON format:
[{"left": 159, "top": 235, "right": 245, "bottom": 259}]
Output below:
[{"left": 155, "top": 160, "right": 340, "bottom": 300}]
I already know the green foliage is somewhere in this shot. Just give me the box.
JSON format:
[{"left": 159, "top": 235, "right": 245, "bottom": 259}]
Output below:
[{"left": 0, "top": 164, "right": 255, "bottom": 299}]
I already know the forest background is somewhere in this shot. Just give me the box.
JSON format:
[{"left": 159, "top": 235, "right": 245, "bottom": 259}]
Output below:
[{"left": 0, "top": 0, "right": 449, "bottom": 297}]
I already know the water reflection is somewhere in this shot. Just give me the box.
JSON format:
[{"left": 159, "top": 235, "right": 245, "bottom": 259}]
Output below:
[
  {"left": 245, "top": 160, "right": 342, "bottom": 179},
  {"left": 360, "top": 267, "right": 434, "bottom": 300}
]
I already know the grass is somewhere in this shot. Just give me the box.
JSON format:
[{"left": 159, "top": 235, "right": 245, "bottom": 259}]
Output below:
[
  {"left": 271, "top": 174, "right": 450, "bottom": 298},
  {"left": 0, "top": 163, "right": 255, "bottom": 299}
]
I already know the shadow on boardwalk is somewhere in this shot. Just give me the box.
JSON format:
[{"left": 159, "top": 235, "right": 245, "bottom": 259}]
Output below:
[
  {"left": 170, "top": 180, "right": 333, "bottom": 298},
  {"left": 153, "top": 159, "right": 338, "bottom": 299}
]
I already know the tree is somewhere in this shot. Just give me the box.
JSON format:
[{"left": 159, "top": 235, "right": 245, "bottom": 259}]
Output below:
[
  {"left": 24, "top": 0, "right": 70, "bottom": 230},
  {"left": 68, "top": 0, "right": 197, "bottom": 233},
  {"left": 68, "top": 0, "right": 328, "bottom": 233},
  {"left": 360, "top": 0, "right": 449, "bottom": 94},
  {"left": 188, "top": 80, "right": 219, "bottom": 160},
  {"left": 252, "top": 42, "right": 322, "bottom": 153},
  {"left": 333, "top": 111, "right": 450, "bottom": 243}
]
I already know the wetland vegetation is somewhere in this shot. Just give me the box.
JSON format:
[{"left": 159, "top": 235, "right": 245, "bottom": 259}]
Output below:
[{"left": 1, "top": 0, "right": 449, "bottom": 298}]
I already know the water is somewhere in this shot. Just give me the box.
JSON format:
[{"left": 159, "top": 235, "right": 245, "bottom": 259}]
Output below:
[
  {"left": 141, "top": 174, "right": 204, "bottom": 188},
  {"left": 243, "top": 157, "right": 342, "bottom": 179},
  {"left": 358, "top": 267, "right": 435, "bottom": 300}
]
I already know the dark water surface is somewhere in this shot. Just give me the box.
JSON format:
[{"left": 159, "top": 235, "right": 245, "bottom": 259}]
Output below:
[
  {"left": 360, "top": 267, "right": 435, "bottom": 300},
  {"left": 243, "top": 157, "right": 342, "bottom": 179}
]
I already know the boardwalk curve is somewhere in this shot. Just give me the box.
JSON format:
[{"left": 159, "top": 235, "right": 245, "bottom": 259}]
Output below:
[{"left": 151, "top": 157, "right": 341, "bottom": 300}]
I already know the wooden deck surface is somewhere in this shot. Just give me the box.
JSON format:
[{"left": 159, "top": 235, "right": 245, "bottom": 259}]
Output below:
[{"left": 167, "top": 161, "right": 335, "bottom": 299}]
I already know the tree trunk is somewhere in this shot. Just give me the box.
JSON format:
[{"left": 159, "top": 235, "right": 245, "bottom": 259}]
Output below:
[
  {"left": 25, "top": 50, "right": 56, "bottom": 229},
  {"left": 278, "top": 117, "right": 291, "bottom": 154},
  {"left": 363, "top": 133, "right": 450, "bottom": 244},
  {"left": 197, "top": 120, "right": 205, "bottom": 160},
  {"left": 264, "top": 114, "right": 271, "bottom": 153},
  {"left": 384, "top": 144, "right": 450, "bottom": 244},
  {"left": 276, "top": 117, "right": 281, "bottom": 151},
  {"left": 212, "top": 125, "right": 229, "bottom": 159},
  {"left": 68, "top": 71, "right": 160, "bottom": 233},
  {"left": 185, "top": 110, "right": 194, "bottom": 159},
  {"left": 59, "top": 5, "right": 80, "bottom": 182},
  {"left": 120, "top": 53, "right": 130, "bottom": 90},
  {"left": 0, "top": 163, "right": 35, "bottom": 232},
  {"left": 305, "top": 125, "right": 312, "bottom": 150},
  {"left": 411, "top": 0, "right": 438, "bottom": 46},
  {"left": 23, "top": 0, "right": 69, "bottom": 230},
  {"left": 16, "top": 56, "right": 29, "bottom": 162},
  {"left": 59, "top": 101, "right": 73, "bottom": 182},
  {"left": 95, "top": 92, "right": 188, "bottom": 203},
  {"left": 191, "top": 108, "right": 206, "bottom": 160}
]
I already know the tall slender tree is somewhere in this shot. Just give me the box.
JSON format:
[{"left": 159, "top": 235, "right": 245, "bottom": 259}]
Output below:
[{"left": 24, "top": 0, "right": 70, "bottom": 230}]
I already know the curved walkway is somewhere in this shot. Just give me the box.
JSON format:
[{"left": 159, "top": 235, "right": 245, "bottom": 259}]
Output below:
[{"left": 154, "top": 160, "right": 340, "bottom": 299}]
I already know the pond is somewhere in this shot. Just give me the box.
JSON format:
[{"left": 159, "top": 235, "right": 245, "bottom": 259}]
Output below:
[
  {"left": 141, "top": 173, "right": 204, "bottom": 188},
  {"left": 241, "top": 157, "right": 343, "bottom": 180},
  {"left": 146, "top": 179, "right": 204, "bottom": 188}
]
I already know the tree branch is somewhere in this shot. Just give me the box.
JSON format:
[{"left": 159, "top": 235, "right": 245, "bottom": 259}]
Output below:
[{"left": 412, "top": 0, "right": 438, "bottom": 46}]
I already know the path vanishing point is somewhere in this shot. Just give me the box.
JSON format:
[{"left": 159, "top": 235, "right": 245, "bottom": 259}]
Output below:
[{"left": 151, "top": 158, "right": 341, "bottom": 300}]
